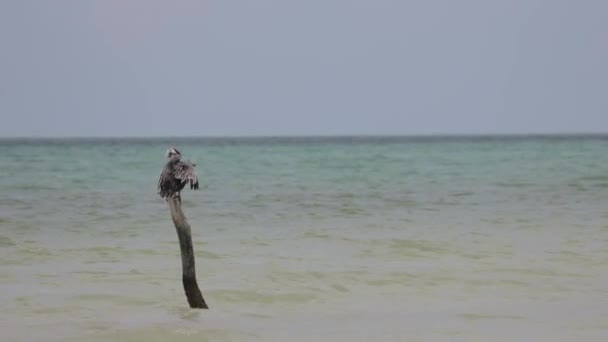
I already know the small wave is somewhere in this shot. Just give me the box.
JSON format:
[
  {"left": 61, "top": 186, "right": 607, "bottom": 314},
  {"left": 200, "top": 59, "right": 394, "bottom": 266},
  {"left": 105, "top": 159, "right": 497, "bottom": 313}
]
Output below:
[
  {"left": 210, "top": 289, "right": 317, "bottom": 304},
  {"left": 384, "top": 239, "right": 450, "bottom": 257},
  {"left": 71, "top": 270, "right": 111, "bottom": 277},
  {"left": 459, "top": 313, "right": 524, "bottom": 321},
  {"left": 19, "top": 246, "right": 53, "bottom": 257},
  {"left": 383, "top": 198, "right": 420, "bottom": 207},
  {"left": 268, "top": 270, "right": 329, "bottom": 283},
  {"left": 0, "top": 199, "right": 30, "bottom": 207},
  {"left": 194, "top": 250, "right": 223, "bottom": 260},
  {"left": 301, "top": 231, "right": 331, "bottom": 239},
  {"left": 577, "top": 175, "right": 608, "bottom": 182},
  {"left": 431, "top": 199, "right": 459, "bottom": 206},
  {"left": 70, "top": 293, "right": 156, "bottom": 306},
  {"left": 330, "top": 283, "right": 349, "bottom": 293},
  {"left": 10, "top": 184, "right": 59, "bottom": 191},
  {"left": 0, "top": 235, "right": 16, "bottom": 247},
  {"left": 86, "top": 326, "right": 259, "bottom": 342},
  {"left": 450, "top": 191, "right": 475, "bottom": 197},
  {"left": 495, "top": 182, "right": 533, "bottom": 188},
  {"left": 339, "top": 206, "right": 365, "bottom": 215}
]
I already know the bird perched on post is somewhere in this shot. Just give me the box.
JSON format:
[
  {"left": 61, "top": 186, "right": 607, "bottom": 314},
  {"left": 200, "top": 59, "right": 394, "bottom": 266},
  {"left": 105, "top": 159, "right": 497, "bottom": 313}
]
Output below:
[{"left": 158, "top": 147, "right": 199, "bottom": 201}]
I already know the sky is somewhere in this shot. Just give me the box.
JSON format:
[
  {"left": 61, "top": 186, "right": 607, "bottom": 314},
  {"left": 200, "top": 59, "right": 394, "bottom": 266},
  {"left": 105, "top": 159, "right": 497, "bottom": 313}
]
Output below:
[{"left": 0, "top": 0, "right": 606, "bottom": 137}]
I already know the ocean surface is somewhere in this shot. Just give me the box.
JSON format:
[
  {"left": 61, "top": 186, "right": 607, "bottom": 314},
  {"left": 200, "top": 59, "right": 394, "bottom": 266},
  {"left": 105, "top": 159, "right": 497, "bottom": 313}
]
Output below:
[{"left": 1, "top": 135, "right": 608, "bottom": 341}]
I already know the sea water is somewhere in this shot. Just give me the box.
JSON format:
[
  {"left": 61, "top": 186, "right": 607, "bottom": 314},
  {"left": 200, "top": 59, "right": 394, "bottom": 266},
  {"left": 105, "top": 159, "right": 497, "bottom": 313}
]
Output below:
[{"left": 1, "top": 136, "right": 608, "bottom": 341}]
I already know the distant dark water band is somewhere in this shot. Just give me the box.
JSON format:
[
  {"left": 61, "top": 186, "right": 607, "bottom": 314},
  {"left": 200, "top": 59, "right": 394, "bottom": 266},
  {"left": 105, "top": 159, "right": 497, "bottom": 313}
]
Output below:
[{"left": 2, "top": 134, "right": 608, "bottom": 147}]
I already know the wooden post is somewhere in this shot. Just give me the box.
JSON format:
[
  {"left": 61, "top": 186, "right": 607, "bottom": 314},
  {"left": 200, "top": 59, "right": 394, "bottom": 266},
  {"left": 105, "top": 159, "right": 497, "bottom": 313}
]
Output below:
[{"left": 167, "top": 196, "right": 209, "bottom": 309}]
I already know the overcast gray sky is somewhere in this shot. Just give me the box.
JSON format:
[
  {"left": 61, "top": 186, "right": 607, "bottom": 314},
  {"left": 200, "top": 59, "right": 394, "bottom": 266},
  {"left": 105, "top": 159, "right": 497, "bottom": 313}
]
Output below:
[{"left": 0, "top": 0, "right": 606, "bottom": 137}]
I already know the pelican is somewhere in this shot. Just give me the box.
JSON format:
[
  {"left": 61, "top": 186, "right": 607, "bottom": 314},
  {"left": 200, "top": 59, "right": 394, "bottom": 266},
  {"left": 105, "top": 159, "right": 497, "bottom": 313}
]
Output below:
[{"left": 158, "top": 147, "right": 199, "bottom": 200}]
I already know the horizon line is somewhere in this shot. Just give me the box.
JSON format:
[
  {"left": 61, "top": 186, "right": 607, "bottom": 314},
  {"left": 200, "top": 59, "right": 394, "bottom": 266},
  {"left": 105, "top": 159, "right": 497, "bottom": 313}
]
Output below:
[
  {"left": 2, "top": 133, "right": 608, "bottom": 140},
  {"left": 1, "top": 132, "right": 608, "bottom": 140}
]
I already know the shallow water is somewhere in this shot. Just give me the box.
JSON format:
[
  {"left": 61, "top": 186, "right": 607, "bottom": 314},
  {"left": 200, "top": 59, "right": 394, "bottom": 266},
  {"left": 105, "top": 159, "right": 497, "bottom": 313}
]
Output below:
[{"left": 1, "top": 136, "right": 608, "bottom": 341}]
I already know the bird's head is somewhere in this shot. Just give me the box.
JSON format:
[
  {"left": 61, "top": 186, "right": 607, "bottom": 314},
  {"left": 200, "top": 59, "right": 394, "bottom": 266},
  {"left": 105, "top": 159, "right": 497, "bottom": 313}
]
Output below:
[{"left": 166, "top": 147, "right": 182, "bottom": 159}]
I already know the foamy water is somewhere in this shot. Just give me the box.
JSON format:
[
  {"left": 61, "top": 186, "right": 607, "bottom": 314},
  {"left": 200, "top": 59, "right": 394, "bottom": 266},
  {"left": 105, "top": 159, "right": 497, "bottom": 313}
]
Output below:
[{"left": 1, "top": 136, "right": 608, "bottom": 341}]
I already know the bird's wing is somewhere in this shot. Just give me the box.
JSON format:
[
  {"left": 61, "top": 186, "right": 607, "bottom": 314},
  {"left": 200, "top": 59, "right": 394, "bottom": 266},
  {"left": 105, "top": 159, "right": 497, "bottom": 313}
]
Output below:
[
  {"left": 174, "top": 160, "right": 199, "bottom": 190},
  {"left": 157, "top": 164, "right": 172, "bottom": 191}
]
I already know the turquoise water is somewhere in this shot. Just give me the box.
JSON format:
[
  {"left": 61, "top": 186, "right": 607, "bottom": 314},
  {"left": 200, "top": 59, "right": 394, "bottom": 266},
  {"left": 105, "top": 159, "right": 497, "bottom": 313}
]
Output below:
[{"left": 1, "top": 135, "right": 608, "bottom": 341}]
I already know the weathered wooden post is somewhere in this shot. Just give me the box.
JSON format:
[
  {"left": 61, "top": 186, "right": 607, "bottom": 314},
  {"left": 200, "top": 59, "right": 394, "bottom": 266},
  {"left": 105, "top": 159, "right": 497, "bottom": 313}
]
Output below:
[{"left": 167, "top": 196, "right": 208, "bottom": 309}]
